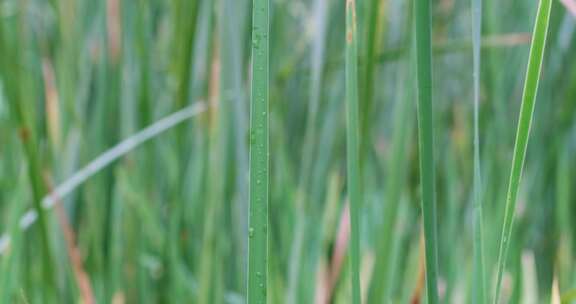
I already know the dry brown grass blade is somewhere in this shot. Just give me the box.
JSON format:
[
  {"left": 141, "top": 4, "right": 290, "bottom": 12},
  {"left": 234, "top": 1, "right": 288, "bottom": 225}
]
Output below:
[
  {"left": 314, "top": 258, "right": 329, "bottom": 304},
  {"left": 44, "top": 174, "right": 95, "bottom": 304},
  {"left": 107, "top": 0, "right": 122, "bottom": 64},
  {"left": 209, "top": 39, "right": 221, "bottom": 128},
  {"left": 482, "top": 33, "right": 532, "bottom": 47},
  {"left": 315, "top": 203, "right": 351, "bottom": 304},
  {"left": 41, "top": 58, "right": 61, "bottom": 148},
  {"left": 360, "top": 251, "right": 374, "bottom": 302},
  {"left": 551, "top": 276, "right": 560, "bottom": 304},
  {"left": 410, "top": 230, "right": 426, "bottom": 304}
]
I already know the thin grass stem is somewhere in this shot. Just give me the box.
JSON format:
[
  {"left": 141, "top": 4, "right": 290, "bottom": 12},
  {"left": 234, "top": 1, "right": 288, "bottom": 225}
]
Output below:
[
  {"left": 471, "top": 0, "right": 487, "bottom": 301},
  {"left": 247, "top": 0, "right": 270, "bottom": 301},
  {"left": 414, "top": 0, "right": 439, "bottom": 302},
  {"left": 493, "top": 0, "right": 553, "bottom": 302},
  {"left": 345, "top": 0, "right": 361, "bottom": 303}
]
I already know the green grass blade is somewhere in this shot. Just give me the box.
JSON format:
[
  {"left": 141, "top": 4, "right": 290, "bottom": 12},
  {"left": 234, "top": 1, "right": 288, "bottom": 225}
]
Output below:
[
  {"left": 360, "top": 0, "right": 385, "bottom": 159},
  {"left": 173, "top": 0, "right": 199, "bottom": 110},
  {"left": 471, "top": 0, "right": 486, "bottom": 302},
  {"left": 367, "top": 63, "right": 414, "bottom": 303},
  {"left": 345, "top": 0, "right": 361, "bottom": 303},
  {"left": 247, "top": 0, "right": 270, "bottom": 301},
  {"left": 285, "top": 0, "right": 329, "bottom": 301},
  {"left": 414, "top": 0, "right": 439, "bottom": 302},
  {"left": 493, "top": 0, "right": 553, "bottom": 302}
]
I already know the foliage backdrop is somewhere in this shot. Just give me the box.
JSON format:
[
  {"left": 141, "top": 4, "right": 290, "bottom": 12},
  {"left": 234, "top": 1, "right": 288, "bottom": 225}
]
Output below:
[{"left": 0, "top": 0, "right": 575, "bottom": 303}]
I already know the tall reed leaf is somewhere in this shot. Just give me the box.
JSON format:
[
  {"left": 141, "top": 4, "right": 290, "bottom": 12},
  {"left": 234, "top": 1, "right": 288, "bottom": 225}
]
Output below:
[
  {"left": 471, "top": 0, "right": 486, "bottom": 302},
  {"left": 493, "top": 0, "right": 552, "bottom": 302},
  {"left": 367, "top": 64, "right": 414, "bottom": 303},
  {"left": 345, "top": 0, "right": 361, "bottom": 303},
  {"left": 360, "top": 0, "right": 385, "bottom": 159},
  {"left": 247, "top": 0, "right": 270, "bottom": 302},
  {"left": 414, "top": 0, "right": 439, "bottom": 302}
]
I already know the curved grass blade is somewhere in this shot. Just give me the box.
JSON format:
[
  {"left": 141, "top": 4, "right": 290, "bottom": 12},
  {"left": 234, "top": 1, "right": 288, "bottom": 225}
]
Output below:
[
  {"left": 0, "top": 102, "right": 208, "bottom": 255},
  {"left": 247, "top": 0, "right": 270, "bottom": 302},
  {"left": 345, "top": 0, "right": 362, "bottom": 303},
  {"left": 471, "top": 0, "right": 486, "bottom": 302},
  {"left": 493, "top": 0, "right": 553, "bottom": 302},
  {"left": 414, "top": 0, "right": 439, "bottom": 302}
]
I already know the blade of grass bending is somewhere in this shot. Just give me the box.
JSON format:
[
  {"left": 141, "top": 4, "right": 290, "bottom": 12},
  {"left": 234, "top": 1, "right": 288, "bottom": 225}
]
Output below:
[
  {"left": 0, "top": 102, "right": 208, "bottom": 255},
  {"left": 414, "top": 0, "right": 439, "bottom": 302},
  {"left": 493, "top": 0, "right": 553, "bottom": 302},
  {"left": 48, "top": 178, "right": 95, "bottom": 304},
  {"left": 471, "top": 0, "right": 487, "bottom": 301},
  {"left": 346, "top": 0, "right": 362, "bottom": 303},
  {"left": 247, "top": 0, "right": 270, "bottom": 302}
]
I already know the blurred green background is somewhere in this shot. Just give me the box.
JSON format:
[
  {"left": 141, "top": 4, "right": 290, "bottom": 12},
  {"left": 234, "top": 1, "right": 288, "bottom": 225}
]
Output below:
[{"left": 0, "top": 0, "right": 574, "bottom": 303}]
